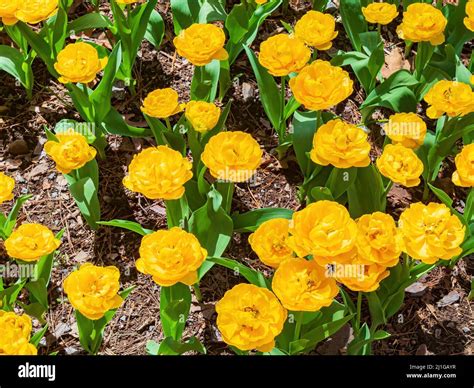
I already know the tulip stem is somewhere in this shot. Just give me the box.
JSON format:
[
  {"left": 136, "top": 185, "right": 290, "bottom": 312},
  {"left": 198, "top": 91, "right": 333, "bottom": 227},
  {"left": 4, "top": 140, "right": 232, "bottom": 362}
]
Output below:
[
  {"left": 422, "top": 180, "right": 430, "bottom": 202},
  {"left": 193, "top": 284, "right": 202, "bottom": 302},
  {"left": 165, "top": 118, "right": 172, "bottom": 132},
  {"left": 279, "top": 76, "right": 287, "bottom": 141},
  {"left": 293, "top": 311, "right": 304, "bottom": 341},
  {"left": 377, "top": 23, "right": 382, "bottom": 37},
  {"left": 356, "top": 292, "right": 362, "bottom": 333}
]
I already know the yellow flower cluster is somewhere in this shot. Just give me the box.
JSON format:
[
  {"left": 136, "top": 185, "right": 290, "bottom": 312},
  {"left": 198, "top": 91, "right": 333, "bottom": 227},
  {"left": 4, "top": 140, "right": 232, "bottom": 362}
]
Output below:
[
  {"left": 423, "top": 80, "right": 474, "bottom": 119},
  {"left": 465, "top": 1, "right": 474, "bottom": 31},
  {"left": 173, "top": 24, "right": 229, "bottom": 66},
  {"left": 136, "top": 227, "right": 207, "bottom": 287},
  {"left": 44, "top": 131, "right": 97, "bottom": 174},
  {"left": 376, "top": 144, "right": 424, "bottom": 187},
  {"left": 362, "top": 3, "right": 398, "bottom": 25},
  {"left": 54, "top": 42, "right": 108, "bottom": 84},
  {"left": 294, "top": 10, "right": 338, "bottom": 50},
  {"left": 123, "top": 146, "right": 193, "bottom": 200},
  {"left": 141, "top": 88, "right": 185, "bottom": 119},
  {"left": 399, "top": 203, "right": 465, "bottom": 264},
  {"left": 385, "top": 113, "right": 427, "bottom": 149},
  {"left": 185, "top": 101, "right": 221, "bottom": 133},
  {"left": 0, "top": 0, "right": 58, "bottom": 26},
  {"left": 0, "top": 311, "right": 37, "bottom": 355},
  {"left": 201, "top": 131, "right": 262, "bottom": 182},
  {"left": 258, "top": 34, "right": 310, "bottom": 77},
  {"left": 310, "top": 119, "right": 371, "bottom": 168},
  {"left": 0, "top": 172, "right": 15, "bottom": 204},
  {"left": 289, "top": 60, "right": 353, "bottom": 111},
  {"left": 5, "top": 223, "right": 61, "bottom": 262},
  {"left": 216, "top": 283, "right": 287, "bottom": 352},
  {"left": 397, "top": 3, "right": 447, "bottom": 45},
  {"left": 452, "top": 144, "right": 474, "bottom": 187},
  {"left": 63, "top": 263, "right": 124, "bottom": 320}
]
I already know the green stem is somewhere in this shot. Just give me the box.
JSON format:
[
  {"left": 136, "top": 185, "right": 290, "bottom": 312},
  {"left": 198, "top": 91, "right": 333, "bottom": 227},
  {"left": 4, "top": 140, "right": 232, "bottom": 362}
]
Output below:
[
  {"left": 193, "top": 284, "right": 202, "bottom": 302},
  {"left": 356, "top": 292, "right": 362, "bottom": 333},
  {"left": 311, "top": 48, "right": 318, "bottom": 61},
  {"left": 293, "top": 311, "right": 304, "bottom": 341},
  {"left": 422, "top": 179, "right": 430, "bottom": 202},
  {"left": 165, "top": 118, "right": 172, "bottom": 132},
  {"left": 404, "top": 41, "right": 413, "bottom": 58},
  {"left": 279, "top": 76, "right": 287, "bottom": 142},
  {"left": 377, "top": 23, "right": 381, "bottom": 36}
]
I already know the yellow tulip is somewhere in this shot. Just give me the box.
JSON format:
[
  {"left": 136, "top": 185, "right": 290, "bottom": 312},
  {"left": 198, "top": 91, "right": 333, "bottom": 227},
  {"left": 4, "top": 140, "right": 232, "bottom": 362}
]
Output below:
[
  {"left": 288, "top": 200, "right": 358, "bottom": 266},
  {"left": 63, "top": 263, "right": 124, "bottom": 320},
  {"left": 173, "top": 23, "right": 229, "bottom": 66},
  {"left": 185, "top": 101, "right": 221, "bottom": 133},
  {"left": 272, "top": 258, "right": 339, "bottom": 311},
  {"left": 44, "top": 131, "right": 97, "bottom": 174},
  {"left": 336, "top": 262, "right": 389, "bottom": 292},
  {"left": 258, "top": 34, "right": 310, "bottom": 77},
  {"left": 54, "top": 42, "right": 108, "bottom": 84},
  {"left": 0, "top": 0, "right": 19, "bottom": 25},
  {"left": 248, "top": 218, "right": 294, "bottom": 268},
  {"left": 356, "top": 212, "right": 403, "bottom": 267},
  {"left": 385, "top": 113, "right": 427, "bottom": 149},
  {"left": 289, "top": 60, "right": 353, "bottom": 111},
  {"left": 294, "top": 10, "right": 338, "bottom": 50},
  {"left": 464, "top": 1, "right": 474, "bottom": 31},
  {"left": 123, "top": 146, "right": 193, "bottom": 200},
  {"left": 0, "top": 172, "right": 15, "bottom": 204},
  {"left": 0, "top": 311, "right": 37, "bottom": 355},
  {"left": 136, "top": 227, "right": 207, "bottom": 287},
  {"left": 201, "top": 131, "right": 262, "bottom": 182},
  {"left": 5, "top": 223, "right": 61, "bottom": 262},
  {"left": 452, "top": 144, "right": 474, "bottom": 187},
  {"left": 141, "top": 88, "right": 185, "bottom": 119},
  {"left": 399, "top": 203, "right": 465, "bottom": 264},
  {"left": 396, "top": 3, "right": 447, "bottom": 45},
  {"left": 310, "top": 119, "right": 371, "bottom": 168},
  {"left": 376, "top": 144, "right": 423, "bottom": 187},
  {"left": 424, "top": 80, "right": 474, "bottom": 119},
  {"left": 216, "top": 283, "right": 287, "bottom": 352},
  {"left": 362, "top": 3, "right": 398, "bottom": 25},
  {"left": 15, "top": 0, "right": 58, "bottom": 24}
]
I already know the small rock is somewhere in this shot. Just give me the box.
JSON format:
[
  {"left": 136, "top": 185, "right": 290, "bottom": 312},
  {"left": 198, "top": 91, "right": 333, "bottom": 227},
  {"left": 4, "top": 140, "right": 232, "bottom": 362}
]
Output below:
[
  {"left": 241, "top": 82, "right": 254, "bottom": 101},
  {"left": 405, "top": 282, "right": 427, "bottom": 297},
  {"left": 437, "top": 291, "right": 460, "bottom": 307},
  {"left": 8, "top": 139, "right": 29, "bottom": 155},
  {"left": 462, "top": 327, "right": 470, "bottom": 333},
  {"left": 64, "top": 346, "right": 80, "bottom": 355},
  {"left": 53, "top": 322, "right": 71, "bottom": 338}
]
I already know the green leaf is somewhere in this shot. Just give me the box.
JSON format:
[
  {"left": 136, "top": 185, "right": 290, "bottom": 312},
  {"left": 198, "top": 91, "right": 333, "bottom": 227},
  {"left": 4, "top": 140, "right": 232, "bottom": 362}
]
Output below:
[
  {"left": 26, "top": 279, "right": 49, "bottom": 309},
  {"left": 309, "top": 186, "right": 334, "bottom": 203},
  {"left": 292, "top": 110, "right": 320, "bottom": 176},
  {"left": 90, "top": 43, "right": 122, "bottom": 122},
  {"left": 244, "top": 45, "right": 282, "bottom": 131},
  {"left": 208, "top": 257, "right": 265, "bottom": 287},
  {"left": 189, "top": 196, "right": 233, "bottom": 257},
  {"left": 366, "top": 292, "right": 386, "bottom": 329},
  {"left": 65, "top": 162, "right": 101, "bottom": 230},
  {"left": 34, "top": 230, "right": 64, "bottom": 286},
  {"left": 3, "top": 194, "right": 33, "bottom": 237},
  {"left": 154, "top": 336, "right": 207, "bottom": 355},
  {"left": 226, "top": 0, "right": 282, "bottom": 64},
  {"left": 347, "top": 164, "right": 385, "bottom": 218},
  {"left": 0, "top": 281, "right": 25, "bottom": 311},
  {"left": 104, "top": 108, "right": 153, "bottom": 137},
  {"left": 160, "top": 283, "right": 192, "bottom": 341},
  {"left": 231, "top": 208, "right": 293, "bottom": 232},
  {"left": 30, "top": 325, "right": 49, "bottom": 347},
  {"left": 339, "top": 0, "right": 367, "bottom": 52},
  {"left": 68, "top": 13, "right": 112, "bottom": 34},
  {"left": 97, "top": 219, "right": 153, "bottom": 236},
  {"left": 347, "top": 322, "right": 372, "bottom": 355},
  {"left": 171, "top": 0, "right": 227, "bottom": 34},
  {"left": 0, "top": 45, "right": 29, "bottom": 89},
  {"left": 428, "top": 183, "right": 464, "bottom": 222},
  {"left": 145, "top": 10, "right": 165, "bottom": 48},
  {"left": 325, "top": 167, "right": 357, "bottom": 200},
  {"left": 191, "top": 60, "right": 220, "bottom": 102}
]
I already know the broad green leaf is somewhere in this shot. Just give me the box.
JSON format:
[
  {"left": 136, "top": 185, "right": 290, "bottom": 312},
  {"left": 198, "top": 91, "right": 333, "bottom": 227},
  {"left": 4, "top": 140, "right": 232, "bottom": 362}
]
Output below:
[
  {"left": 339, "top": 0, "right": 367, "bottom": 52},
  {"left": 231, "top": 208, "right": 293, "bottom": 232},
  {"left": 154, "top": 336, "right": 206, "bottom": 355},
  {"left": 347, "top": 164, "right": 385, "bottom": 218},
  {"left": 68, "top": 13, "right": 112, "bottom": 34},
  {"left": 208, "top": 257, "right": 265, "bottom": 287},
  {"left": 325, "top": 167, "right": 357, "bottom": 200},
  {"left": 145, "top": 10, "right": 165, "bottom": 48},
  {"left": 160, "top": 283, "right": 192, "bottom": 341},
  {"left": 0, "top": 45, "right": 29, "bottom": 89},
  {"left": 3, "top": 194, "right": 33, "bottom": 237},
  {"left": 97, "top": 220, "right": 153, "bottom": 236},
  {"left": 191, "top": 60, "right": 220, "bottom": 102},
  {"left": 244, "top": 45, "right": 282, "bottom": 131}
]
